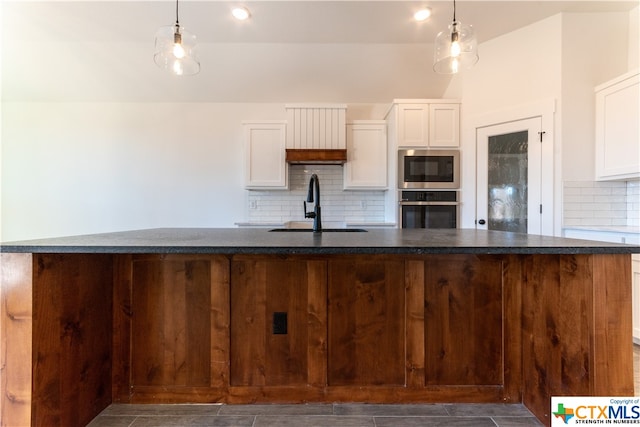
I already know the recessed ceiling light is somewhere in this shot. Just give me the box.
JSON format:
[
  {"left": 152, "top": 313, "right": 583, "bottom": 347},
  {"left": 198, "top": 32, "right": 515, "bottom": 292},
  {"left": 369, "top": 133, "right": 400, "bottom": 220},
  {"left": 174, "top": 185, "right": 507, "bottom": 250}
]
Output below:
[
  {"left": 414, "top": 8, "right": 432, "bottom": 21},
  {"left": 232, "top": 6, "right": 251, "bottom": 21}
]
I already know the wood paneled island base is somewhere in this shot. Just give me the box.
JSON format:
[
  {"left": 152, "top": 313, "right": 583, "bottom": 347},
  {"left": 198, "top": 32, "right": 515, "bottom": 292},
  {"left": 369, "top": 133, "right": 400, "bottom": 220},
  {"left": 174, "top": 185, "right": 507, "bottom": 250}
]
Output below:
[{"left": 0, "top": 229, "right": 635, "bottom": 427}]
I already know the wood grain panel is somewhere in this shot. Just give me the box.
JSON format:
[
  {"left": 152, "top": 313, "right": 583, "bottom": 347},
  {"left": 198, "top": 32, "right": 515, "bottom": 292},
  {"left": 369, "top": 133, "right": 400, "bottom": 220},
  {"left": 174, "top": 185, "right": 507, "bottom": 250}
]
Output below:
[
  {"left": 2, "top": 250, "right": 627, "bottom": 425},
  {"left": 230, "top": 256, "right": 327, "bottom": 387},
  {"left": 1, "top": 253, "right": 33, "bottom": 427},
  {"left": 424, "top": 255, "right": 503, "bottom": 386},
  {"left": 264, "top": 260, "right": 308, "bottom": 385},
  {"left": 591, "top": 254, "right": 633, "bottom": 395},
  {"left": 131, "top": 255, "right": 213, "bottom": 388},
  {"left": 230, "top": 258, "right": 267, "bottom": 386},
  {"left": 328, "top": 256, "right": 405, "bottom": 386},
  {"left": 522, "top": 255, "right": 591, "bottom": 424},
  {"left": 406, "top": 259, "right": 426, "bottom": 388},
  {"left": 128, "top": 383, "right": 504, "bottom": 404},
  {"left": 32, "top": 254, "right": 113, "bottom": 427},
  {"left": 502, "top": 255, "right": 523, "bottom": 402},
  {"left": 306, "top": 261, "right": 328, "bottom": 387},
  {"left": 112, "top": 255, "right": 132, "bottom": 402},
  {"left": 210, "top": 256, "right": 231, "bottom": 389},
  {"left": 521, "top": 254, "right": 634, "bottom": 425}
]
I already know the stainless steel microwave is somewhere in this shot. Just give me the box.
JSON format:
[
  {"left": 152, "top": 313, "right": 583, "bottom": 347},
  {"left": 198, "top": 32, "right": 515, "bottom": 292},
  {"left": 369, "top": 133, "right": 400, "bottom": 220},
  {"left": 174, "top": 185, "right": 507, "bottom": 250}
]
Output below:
[{"left": 398, "top": 149, "right": 460, "bottom": 189}]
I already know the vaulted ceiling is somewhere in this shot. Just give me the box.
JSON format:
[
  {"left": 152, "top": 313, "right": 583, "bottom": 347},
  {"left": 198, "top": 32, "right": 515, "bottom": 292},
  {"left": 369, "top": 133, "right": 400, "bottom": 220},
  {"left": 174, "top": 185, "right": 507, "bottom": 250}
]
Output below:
[{"left": 2, "top": 1, "right": 637, "bottom": 103}]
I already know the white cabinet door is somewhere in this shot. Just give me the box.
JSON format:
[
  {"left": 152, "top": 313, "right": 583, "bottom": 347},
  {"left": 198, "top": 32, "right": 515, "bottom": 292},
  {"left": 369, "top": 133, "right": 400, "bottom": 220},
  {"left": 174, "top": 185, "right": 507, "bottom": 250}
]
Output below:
[
  {"left": 344, "top": 122, "right": 387, "bottom": 189},
  {"left": 429, "top": 104, "right": 460, "bottom": 147},
  {"left": 595, "top": 71, "right": 639, "bottom": 181},
  {"left": 244, "top": 121, "right": 288, "bottom": 189},
  {"left": 397, "top": 104, "right": 429, "bottom": 148},
  {"left": 394, "top": 102, "right": 460, "bottom": 148}
]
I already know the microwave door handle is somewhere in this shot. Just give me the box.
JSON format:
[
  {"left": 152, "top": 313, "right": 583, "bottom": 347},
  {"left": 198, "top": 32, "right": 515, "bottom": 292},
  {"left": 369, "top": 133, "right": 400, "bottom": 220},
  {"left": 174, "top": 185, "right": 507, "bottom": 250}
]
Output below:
[{"left": 399, "top": 201, "right": 460, "bottom": 206}]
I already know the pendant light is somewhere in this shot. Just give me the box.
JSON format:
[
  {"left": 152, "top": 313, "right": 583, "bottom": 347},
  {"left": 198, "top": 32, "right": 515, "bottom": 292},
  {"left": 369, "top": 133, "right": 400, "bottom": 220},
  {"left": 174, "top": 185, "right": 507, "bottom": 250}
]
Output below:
[
  {"left": 154, "top": 0, "right": 200, "bottom": 76},
  {"left": 433, "top": 0, "right": 478, "bottom": 74}
]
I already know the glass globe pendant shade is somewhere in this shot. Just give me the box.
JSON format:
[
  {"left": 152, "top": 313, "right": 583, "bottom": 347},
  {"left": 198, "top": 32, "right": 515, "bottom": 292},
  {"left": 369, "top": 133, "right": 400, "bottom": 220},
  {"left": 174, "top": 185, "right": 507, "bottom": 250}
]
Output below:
[
  {"left": 433, "top": 21, "right": 478, "bottom": 74},
  {"left": 154, "top": 24, "right": 200, "bottom": 76}
]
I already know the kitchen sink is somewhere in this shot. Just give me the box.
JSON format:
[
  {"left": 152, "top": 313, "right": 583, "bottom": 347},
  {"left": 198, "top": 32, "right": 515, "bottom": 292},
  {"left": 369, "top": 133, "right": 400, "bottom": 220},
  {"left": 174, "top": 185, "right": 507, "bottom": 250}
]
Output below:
[{"left": 269, "top": 228, "right": 367, "bottom": 232}]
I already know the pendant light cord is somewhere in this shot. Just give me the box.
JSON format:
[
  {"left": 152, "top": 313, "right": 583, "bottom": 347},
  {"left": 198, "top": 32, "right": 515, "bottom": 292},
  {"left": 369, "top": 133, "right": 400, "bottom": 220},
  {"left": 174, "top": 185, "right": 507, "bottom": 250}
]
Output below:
[
  {"left": 175, "top": 0, "right": 180, "bottom": 26},
  {"left": 452, "top": 0, "right": 457, "bottom": 23}
]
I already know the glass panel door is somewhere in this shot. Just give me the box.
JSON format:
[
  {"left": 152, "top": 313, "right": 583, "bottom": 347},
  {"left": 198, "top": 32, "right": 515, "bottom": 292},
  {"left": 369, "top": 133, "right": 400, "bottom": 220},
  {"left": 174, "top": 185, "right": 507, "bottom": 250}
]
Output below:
[
  {"left": 476, "top": 117, "right": 542, "bottom": 235},
  {"left": 487, "top": 131, "right": 528, "bottom": 233}
]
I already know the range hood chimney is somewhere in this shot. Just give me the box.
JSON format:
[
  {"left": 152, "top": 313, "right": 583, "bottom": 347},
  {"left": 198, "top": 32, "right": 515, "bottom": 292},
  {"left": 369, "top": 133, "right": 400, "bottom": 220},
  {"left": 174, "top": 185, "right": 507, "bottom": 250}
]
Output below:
[{"left": 285, "top": 104, "right": 347, "bottom": 164}]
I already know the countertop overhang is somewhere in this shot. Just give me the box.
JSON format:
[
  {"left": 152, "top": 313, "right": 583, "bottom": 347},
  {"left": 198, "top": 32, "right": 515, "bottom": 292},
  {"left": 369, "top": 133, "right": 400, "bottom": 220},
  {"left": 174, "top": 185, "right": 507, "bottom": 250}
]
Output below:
[{"left": 1, "top": 228, "right": 639, "bottom": 255}]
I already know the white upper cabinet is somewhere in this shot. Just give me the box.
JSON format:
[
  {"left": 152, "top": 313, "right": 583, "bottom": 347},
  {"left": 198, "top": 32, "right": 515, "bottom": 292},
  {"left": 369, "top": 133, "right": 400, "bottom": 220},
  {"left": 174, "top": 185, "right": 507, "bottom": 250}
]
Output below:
[
  {"left": 429, "top": 104, "right": 460, "bottom": 147},
  {"left": 397, "top": 104, "right": 429, "bottom": 147},
  {"left": 243, "top": 121, "right": 288, "bottom": 189},
  {"left": 344, "top": 121, "right": 387, "bottom": 189},
  {"left": 595, "top": 70, "right": 639, "bottom": 181},
  {"left": 388, "top": 100, "right": 460, "bottom": 149}
]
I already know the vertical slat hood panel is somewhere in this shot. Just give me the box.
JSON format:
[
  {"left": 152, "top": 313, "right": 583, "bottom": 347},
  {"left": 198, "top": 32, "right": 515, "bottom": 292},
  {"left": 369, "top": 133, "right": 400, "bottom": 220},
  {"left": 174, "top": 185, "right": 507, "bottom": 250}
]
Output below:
[{"left": 285, "top": 104, "right": 347, "bottom": 163}]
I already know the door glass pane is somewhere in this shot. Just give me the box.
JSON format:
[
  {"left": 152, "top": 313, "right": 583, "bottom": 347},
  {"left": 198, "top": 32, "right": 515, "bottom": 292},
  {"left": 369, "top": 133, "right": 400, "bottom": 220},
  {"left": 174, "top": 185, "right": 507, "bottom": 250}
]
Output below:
[{"left": 488, "top": 131, "right": 528, "bottom": 233}]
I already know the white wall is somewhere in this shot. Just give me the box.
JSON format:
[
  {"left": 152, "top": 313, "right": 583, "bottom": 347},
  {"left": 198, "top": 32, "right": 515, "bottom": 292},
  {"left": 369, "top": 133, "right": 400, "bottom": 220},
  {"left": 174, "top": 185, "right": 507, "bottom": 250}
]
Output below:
[
  {"left": 1, "top": 102, "right": 284, "bottom": 240},
  {"left": 0, "top": 2, "right": 3, "bottom": 242},
  {"left": 1, "top": 102, "right": 390, "bottom": 241},
  {"left": 446, "top": 12, "right": 632, "bottom": 234},
  {"left": 629, "top": 6, "right": 639, "bottom": 70},
  {"left": 446, "top": 14, "right": 563, "bottom": 231}
]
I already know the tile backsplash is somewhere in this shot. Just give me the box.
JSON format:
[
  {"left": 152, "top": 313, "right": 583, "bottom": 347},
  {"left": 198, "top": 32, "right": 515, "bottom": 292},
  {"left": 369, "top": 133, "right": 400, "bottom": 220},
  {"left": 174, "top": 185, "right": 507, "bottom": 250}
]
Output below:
[
  {"left": 563, "top": 180, "right": 640, "bottom": 227},
  {"left": 629, "top": 180, "right": 640, "bottom": 227},
  {"left": 247, "top": 165, "right": 386, "bottom": 224}
]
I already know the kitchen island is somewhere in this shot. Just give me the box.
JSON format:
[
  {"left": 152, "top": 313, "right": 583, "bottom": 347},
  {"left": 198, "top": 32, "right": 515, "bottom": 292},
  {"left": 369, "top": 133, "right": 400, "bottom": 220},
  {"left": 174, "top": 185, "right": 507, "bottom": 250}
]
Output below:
[{"left": 1, "top": 228, "right": 638, "bottom": 427}]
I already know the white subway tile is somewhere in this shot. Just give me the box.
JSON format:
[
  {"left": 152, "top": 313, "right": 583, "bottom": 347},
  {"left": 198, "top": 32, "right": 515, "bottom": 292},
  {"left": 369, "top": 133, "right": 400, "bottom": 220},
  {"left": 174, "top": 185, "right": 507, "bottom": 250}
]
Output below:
[
  {"left": 564, "top": 195, "right": 594, "bottom": 203},
  {"left": 565, "top": 210, "right": 593, "bottom": 219},
  {"left": 565, "top": 181, "right": 595, "bottom": 188},
  {"left": 563, "top": 218, "right": 583, "bottom": 226},
  {"left": 563, "top": 187, "right": 583, "bottom": 196},
  {"left": 584, "top": 218, "right": 614, "bottom": 226},
  {"left": 247, "top": 164, "right": 386, "bottom": 224}
]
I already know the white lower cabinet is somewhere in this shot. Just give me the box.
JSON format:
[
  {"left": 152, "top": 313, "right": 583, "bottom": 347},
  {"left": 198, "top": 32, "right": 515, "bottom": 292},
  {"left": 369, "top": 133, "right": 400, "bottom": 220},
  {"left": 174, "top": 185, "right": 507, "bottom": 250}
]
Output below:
[
  {"left": 344, "top": 121, "right": 387, "bottom": 189},
  {"left": 563, "top": 228, "right": 639, "bottom": 245},
  {"left": 243, "top": 121, "right": 288, "bottom": 189}
]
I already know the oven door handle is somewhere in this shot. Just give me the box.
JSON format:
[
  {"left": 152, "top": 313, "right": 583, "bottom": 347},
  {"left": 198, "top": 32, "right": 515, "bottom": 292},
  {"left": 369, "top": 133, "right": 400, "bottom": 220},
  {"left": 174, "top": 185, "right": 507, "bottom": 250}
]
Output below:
[{"left": 399, "top": 201, "right": 460, "bottom": 205}]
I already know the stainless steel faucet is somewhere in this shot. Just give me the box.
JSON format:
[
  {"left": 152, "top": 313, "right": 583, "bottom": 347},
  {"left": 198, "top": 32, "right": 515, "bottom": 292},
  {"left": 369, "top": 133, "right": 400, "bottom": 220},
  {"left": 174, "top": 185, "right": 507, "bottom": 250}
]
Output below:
[{"left": 304, "top": 174, "right": 322, "bottom": 232}]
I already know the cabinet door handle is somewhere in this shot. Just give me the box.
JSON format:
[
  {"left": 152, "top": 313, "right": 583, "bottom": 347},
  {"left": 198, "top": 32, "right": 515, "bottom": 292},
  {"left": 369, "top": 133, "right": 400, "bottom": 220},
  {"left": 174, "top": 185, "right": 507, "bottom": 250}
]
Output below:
[{"left": 478, "top": 219, "right": 486, "bottom": 225}]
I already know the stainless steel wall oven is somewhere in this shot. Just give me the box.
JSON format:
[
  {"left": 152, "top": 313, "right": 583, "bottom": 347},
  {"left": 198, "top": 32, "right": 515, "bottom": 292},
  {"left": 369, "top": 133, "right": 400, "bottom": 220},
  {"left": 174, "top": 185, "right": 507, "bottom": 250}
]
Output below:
[{"left": 399, "top": 190, "right": 459, "bottom": 229}]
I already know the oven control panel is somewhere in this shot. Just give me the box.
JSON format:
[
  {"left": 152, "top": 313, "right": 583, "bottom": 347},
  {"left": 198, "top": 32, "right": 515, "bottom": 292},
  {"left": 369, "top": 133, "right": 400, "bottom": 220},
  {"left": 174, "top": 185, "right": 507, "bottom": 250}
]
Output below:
[{"left": 400, "top": 191, "right": 457, "bottom": 202}]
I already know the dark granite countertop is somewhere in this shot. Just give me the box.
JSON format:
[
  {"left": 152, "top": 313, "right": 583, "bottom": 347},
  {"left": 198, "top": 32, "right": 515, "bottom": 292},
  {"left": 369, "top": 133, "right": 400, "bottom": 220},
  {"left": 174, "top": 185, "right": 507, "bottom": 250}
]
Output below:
[{"left": 1, "top": 228, "right": 639, "bottom": 255}]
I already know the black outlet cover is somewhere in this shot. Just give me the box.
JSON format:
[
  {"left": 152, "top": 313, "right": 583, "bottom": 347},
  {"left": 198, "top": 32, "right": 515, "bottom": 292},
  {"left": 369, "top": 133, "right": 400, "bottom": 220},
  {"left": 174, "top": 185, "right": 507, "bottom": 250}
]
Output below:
[{"left": 273, "top": 312, "right": 287, "bottom": 335}]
